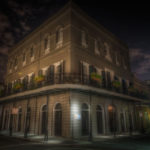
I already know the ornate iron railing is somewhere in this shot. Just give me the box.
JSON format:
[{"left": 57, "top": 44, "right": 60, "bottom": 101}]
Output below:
[{"left": 0, "top": 73, "right": 149, "bottom": 100}]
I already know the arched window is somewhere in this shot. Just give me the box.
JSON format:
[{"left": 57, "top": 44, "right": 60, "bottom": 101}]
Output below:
[
  {"left": 54, "top": 103, "right": 62, "bottom": 136},
  {"left": 56, "top": 27, "right": 63, "bottom": 48},
  {"left": 41, "top": 105, "right": 47, "bottom": 134},
  {"left": 96, "top": 105, "right": 103, "bottom": 134},
  {"left": 120, "top": 111, "right": 125, "bottom": 132},
  {"left": 81, "top": 103, "right": 89, "bottom": 135},
  {"left": 18, "top": 108, "right": 22, "bottom": 132},
  {"left": 108, "top": 105, "right": 117, "bottom": 133}
]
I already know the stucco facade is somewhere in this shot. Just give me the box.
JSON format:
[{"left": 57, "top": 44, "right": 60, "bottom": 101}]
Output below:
[{"left": 0, "top": 2, "right": 150, "bottom": 139}]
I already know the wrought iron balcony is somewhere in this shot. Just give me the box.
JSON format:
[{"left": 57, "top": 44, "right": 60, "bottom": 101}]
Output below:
[{"left": 0, "top": 73, "right": 149, "bottom": 100}]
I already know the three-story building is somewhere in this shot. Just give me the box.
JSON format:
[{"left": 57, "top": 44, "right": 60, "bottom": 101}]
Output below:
[{"left": 0, "top": 2, "right": 150, "bottom": 139}]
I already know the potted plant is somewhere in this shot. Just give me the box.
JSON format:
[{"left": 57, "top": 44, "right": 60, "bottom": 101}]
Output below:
[
  {"left": 90, "top": 72, "right": 102, "bottom": 86},
  {"left": 34, "top": 75, "right": 45, "bottom": 86},
  {"left": 13, "top": 83, "right": 23, "bottom": 92},
  {"left": 112, "top": 80, "right": 121, "bottom": 92}
]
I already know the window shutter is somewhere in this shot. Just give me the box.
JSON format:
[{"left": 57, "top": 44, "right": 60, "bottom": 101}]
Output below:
[
  {"left": 102, "top": 70, "right": 106, "bottom": 88},
  {"left": 48, "top": 35, "right": 50, "bottom": 49},
  {"left": 56, "top": 30, "right": 59, "bottom": 43},
  {"left": 50, "top": 65, "right": 54, "bottom": 83},
  {"left": 60, "top": 28, "right": 63, "bottom": 43}
]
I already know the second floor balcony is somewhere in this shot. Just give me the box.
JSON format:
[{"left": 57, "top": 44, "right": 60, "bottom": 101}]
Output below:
[{"left": 0, "top": 73, "right": 149, "bottom": 100}]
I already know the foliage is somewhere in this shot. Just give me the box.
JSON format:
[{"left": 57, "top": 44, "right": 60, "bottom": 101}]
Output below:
[
  {"left": 13, "top": 83, "right": 23, "bottom": 90},
  {"left": 90, "top": 72, "right": 102, "bottom": 83},
  {"left": 34, "top": 75, "right": 45, "bottom": 83},
  {"left": 112, "top": 80, "right": 121, "bottom": 88}
]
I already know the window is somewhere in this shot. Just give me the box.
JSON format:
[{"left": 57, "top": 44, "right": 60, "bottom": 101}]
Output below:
[
  {"left": 30, "top": 46, "right": 33, "bottom": 57},
  {"left": 56, "top": 27, "right": 63, "bottom": 48},
  {"left": 94, "top": 40, "right": 100, "bottom": 55},
  {"left": 116, "top": 54, "right": 120, "bottom": 66},
  {"left": 81, "top": 30, "right": 88, "bottom": 48},
  {"left": 23, "top": 53, "right": 26, "bottom": 66},
  {"left": 44, "top": 35, "right": 50, "bottom": 54},
  {"left": 101, "top": 70, "right": 106, "bottom": 88},
  {"left": 122, "top": 79, "right": 127, "bottom": 94},
  {"left": 81, "top": 103, "right": 89, "bottom": 135},
  {"left": 14, "top": 58, "right": 18, "bottom": 70},
  {"left": 96, "top": 105, "right": 103, "bottom": 134},
  {"left": 30, "top": 46, "right": 34, "bottom": 62},
  {"left": 9, "top": 62, "right": 12, "bottom": 73},
  {"left": 106, "top": 71, "right": 112, "bottom": 89},
  {"left": 44, "top": 38, "right": 48, "bottom": 50},
  {"left": 104, "top": 42, "right": 112, "bottom": 62}
]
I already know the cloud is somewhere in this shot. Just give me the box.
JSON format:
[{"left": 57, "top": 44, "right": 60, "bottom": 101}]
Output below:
[{"left": 130, "top": 48, "right": 150, "bottom": 79}]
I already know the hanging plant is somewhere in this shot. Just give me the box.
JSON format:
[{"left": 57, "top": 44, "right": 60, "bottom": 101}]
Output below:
[
  {"left": 34, "top": 75, "right": 45, "bottom": 83},
  {"left": 90, "top": 72, "right": 102, "bottom": 83}
]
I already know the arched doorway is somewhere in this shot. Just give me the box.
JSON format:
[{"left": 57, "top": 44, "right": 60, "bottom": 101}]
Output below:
[
  {"left": 129, "top": 112, "right": 133, "bottom": 132},
  {"left": 54, "top": 103, "right": 62, "bottom": 136},
  {"left": 26, "top": 107, "right": 31, "bottom": 132},
  {"left": 120, "top": 112, "right": 125, "bottom": 132},
  {"left": 41, "top": 105, "right": 47, "bottom": 134},
  {"left": 18, "top": 108, "right": 22, "bottom": 132},
  {"left": 96, "top": 105, "right": 103, "bottom": 134},
  {"left": 81, "top": 103, "right": 89, "bottom": 136},
  {"left": 3, "top": 110, "right": 8, "bottom": 130},
  {"left": 108, "top": 105, "right": 117, "bottom": 133}
]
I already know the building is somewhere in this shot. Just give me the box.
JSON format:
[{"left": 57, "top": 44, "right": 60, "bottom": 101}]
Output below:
[
  {"left": 0, "top": 53, "right": 7, "bottom": 83},
  {"left": 0, "top": 2, "right": 150, "bottom": 139}
]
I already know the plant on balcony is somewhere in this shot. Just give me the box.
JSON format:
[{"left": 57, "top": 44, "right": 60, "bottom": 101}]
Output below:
[
  {"left": 13, "top": 83, "right": 23, "bottom": 90},
  {"left": 34, "top": 75, "right": 45, "bottom": 83},
  {"left": 112, "top": 80, "right": 121, "bottom": 88},
  {"left": 90, "top": 72, "right": 102, "bottom": 83}
]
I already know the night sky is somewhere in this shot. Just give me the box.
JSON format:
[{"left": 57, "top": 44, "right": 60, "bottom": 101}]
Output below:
[{"left": 0, "top": 0, "right": 150, "bottom": 82}]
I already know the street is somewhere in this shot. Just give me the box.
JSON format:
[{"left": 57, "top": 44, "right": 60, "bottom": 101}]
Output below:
[{"left": 0, "top": 135, "right": 150, "bottom": 150}]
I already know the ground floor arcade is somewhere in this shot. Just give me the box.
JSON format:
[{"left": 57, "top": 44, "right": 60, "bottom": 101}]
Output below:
[{"left": 0, "top": 89, "right": 148, "bottom": 139}]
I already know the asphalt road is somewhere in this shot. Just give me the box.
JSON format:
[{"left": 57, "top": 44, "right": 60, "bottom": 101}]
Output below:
[{"left": 0, "top": 135, "right": 150, "bottom": 150}]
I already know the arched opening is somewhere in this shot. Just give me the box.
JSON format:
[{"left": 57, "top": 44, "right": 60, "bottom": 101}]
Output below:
[
  {"left": 18, "top": 108, "right": 22, "bottom": 132},
  {"left": 3, "top": 110, "right": 8, "bottom": 130},
  {"left": 54, "top": 103, "right": 62, "bottom": 136},
  {"left": 81, "top": 103, "right": 89, "bottom": 136},
  {"left": 120, "top": 112, "right": 125, "bottom": 132},
  {"left": 41, "top": 105, "right": 47, "bottom": 134},
  {"left": 96, "top": 105, "right": 103, "bottom": 134},
  {"left": 26, "top": 107, "right": 31, "bottom": 132},
  {"left": 129, "top": 112, "right": 133, "bottom": 132},
  {"left": 108, "top": 105, "right": 117, "bottom": 133}
]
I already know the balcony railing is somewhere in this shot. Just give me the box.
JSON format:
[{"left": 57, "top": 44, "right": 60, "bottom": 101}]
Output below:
[{"left": 0, "top": 73, "right": 149, "bottom": 100}]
